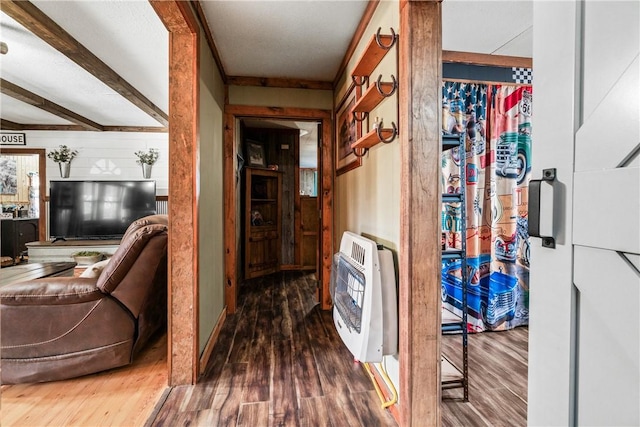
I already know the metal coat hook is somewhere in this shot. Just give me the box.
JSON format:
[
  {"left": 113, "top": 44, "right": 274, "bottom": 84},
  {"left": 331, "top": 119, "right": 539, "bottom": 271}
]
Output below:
[
  {"left": 352, "top": 75, "right": 368, "bottom": 87},
  {"left": 352, "top": 147, "right": 368, "bottom": 157},
  {"left": 376, "top": 74, "right": 397, "bottom": 97},
  {"left": 352, "top": 111, "right": 368, "bottom": 122},
  {"left": 375, "top": 27, "right": 397, "bottom": 50},
  {"left": 377, "top": 122, "right": 398, "bottom": 144}
]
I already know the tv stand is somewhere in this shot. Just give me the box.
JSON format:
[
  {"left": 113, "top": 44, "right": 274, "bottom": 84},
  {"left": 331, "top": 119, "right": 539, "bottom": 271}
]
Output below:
[{"left": 26, "top": 239, "right": 121, "bottom": 264}]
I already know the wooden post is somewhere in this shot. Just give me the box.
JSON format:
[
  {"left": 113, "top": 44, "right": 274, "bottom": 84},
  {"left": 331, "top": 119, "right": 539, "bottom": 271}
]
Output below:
[
  {"left": 150, "top": 0, "right": 200, "bottom": 386},
  {"left": 398, "top": 1, "right": 442, "bottom": 426}
]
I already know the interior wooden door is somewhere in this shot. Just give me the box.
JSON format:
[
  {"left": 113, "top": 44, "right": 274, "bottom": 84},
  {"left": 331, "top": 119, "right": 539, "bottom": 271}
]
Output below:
[{"left": 571, "top": 2, "right": 639, "bottom": 424}]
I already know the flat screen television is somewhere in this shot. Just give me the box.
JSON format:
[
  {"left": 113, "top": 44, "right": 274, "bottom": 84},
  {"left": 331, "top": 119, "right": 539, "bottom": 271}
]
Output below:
[{"left": 49, "top": 180, "right": 157, "bottom": 240}]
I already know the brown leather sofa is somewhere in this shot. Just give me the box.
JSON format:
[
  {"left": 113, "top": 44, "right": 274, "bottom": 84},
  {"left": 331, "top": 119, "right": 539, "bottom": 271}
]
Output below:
[{"left": 0, "top": 215, "right": 168, "bottom": 384}]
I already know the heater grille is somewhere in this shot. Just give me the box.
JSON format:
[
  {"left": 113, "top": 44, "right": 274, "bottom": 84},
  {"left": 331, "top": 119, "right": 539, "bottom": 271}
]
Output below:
[{"left": 332, "top": 253, "right": 366, "bottom": 333}]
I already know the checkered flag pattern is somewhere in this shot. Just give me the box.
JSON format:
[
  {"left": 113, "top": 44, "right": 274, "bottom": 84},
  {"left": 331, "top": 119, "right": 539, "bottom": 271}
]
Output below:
[{"left": 512, "top": 67, "right": 532, "bottom": 84}]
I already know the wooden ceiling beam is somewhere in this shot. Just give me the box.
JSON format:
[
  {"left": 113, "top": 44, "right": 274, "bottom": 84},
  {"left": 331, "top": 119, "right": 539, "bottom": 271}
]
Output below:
[
  {"left": 1, "top": 78, "right": 103, "bottom": 131},
  {"left": 443, "top": 50, "right": 532, "bottom": 69},
  {"left": 1, "top": 0, "right": 169, "bottom": 127},
  {"left": 227, "top": 76, "right": 333, "bottom": 91},
  {"left": 0, "top": 119, "right": 24, "bottom": 130},
  {"left": 8, "top": 124, "right": 168, "bottom": 133}
]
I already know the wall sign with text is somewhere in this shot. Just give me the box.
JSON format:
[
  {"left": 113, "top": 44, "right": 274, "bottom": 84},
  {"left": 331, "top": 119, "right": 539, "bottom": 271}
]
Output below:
[{"left": 0, "top": 132, "right": 26, "bottom": 145}]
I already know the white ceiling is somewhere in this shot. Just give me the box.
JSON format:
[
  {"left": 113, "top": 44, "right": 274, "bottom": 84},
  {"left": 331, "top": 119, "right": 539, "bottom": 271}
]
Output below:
[
  {"left": 200, "top": 1, "right": 370, "bottom": 81},
  {"left": 0, "top": 1, "right": 532, "bottom": 133},
  {"left": 442, "top": 0, "right": 532, "bottom": 57}
]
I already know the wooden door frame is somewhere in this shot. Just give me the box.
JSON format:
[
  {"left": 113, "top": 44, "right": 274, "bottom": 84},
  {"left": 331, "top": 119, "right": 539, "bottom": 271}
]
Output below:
[
  {"left": 224, "top": 105, "right": 333, "bottom": 313},
  {"left": 150, "top": 0, "right": 200, "bottom": 385},
  {"left": 398, "top": 1, "right": 443, "bottom": 425},
  {"left": 0, "top": 148, "right": 46, "bottom": 241}
]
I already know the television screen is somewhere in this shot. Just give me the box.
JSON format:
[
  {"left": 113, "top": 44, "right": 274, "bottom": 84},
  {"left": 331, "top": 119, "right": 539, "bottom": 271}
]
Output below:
[{"left": 50, "top": 180, "right": 157, "bottom": 240}]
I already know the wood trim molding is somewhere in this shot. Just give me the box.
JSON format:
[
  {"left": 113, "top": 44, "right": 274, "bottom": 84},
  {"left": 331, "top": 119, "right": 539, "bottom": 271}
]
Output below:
[
  {"left": 192, "top": 1, "right": 227, "bottom": 84},
  {"left": 399, "top": 1, "right": 442, "bottom": 425},
  {"left": 198, "top": 307, "right": 227, "bottom": 374},
  {"left": 223, "top": 105, "right": 333, "bottom": 313},
  {"left": 227, "top": 76, "right": 333, "bottom": 91},
  {"left": 225, "top": 105, "right": 331, "bottom": 120},
  {"left": 0, "top": 120, "right": 24, "bottom": 130},
  {"left": 443, "top": 50, "right": 532, "bottom": 69},
  {"left": 0, "top": 148, "right": 47, "bottom": 241},
  {"left": 333, "top": 0, "right": 380, "bottom": 88},
  {"left": 320, "top": 114, "right": 333, "bottom": 310},
  {"left": 0, "top": 0, "right": 168, "bottom": 127},
  {"left": 223, "top": 111, "right": 237, "bottom": 314},
  {"left": 150, "top": 0, "right": 200, "bottom": 386},
  {"left": 0, "top": 79, "right": 103, "bottom": 131}
]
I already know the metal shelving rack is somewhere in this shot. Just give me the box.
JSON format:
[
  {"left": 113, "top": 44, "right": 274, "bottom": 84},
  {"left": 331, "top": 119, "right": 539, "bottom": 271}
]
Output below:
[{"left": 441, "top": 132, "right": 469, "bottom": 401}]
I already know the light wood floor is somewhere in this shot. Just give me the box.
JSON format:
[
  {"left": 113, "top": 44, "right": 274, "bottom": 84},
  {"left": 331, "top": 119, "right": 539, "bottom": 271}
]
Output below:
[
  {"left": 0, "top": 333, "right": 168, "bottom": 426},
  {"left": 442, "top": 327, "right": 528, "bottom": 426}
]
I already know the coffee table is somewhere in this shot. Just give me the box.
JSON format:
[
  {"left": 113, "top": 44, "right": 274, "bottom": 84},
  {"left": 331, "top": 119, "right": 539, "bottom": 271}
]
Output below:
[{"left": 0, "top": 262, "right": 76, "bottom": 287}]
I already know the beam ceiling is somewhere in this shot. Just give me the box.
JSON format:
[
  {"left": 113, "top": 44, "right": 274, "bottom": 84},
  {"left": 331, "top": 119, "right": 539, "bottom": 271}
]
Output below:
[{"left": 0, "top": 0, "right": 169, "bottom": 128}]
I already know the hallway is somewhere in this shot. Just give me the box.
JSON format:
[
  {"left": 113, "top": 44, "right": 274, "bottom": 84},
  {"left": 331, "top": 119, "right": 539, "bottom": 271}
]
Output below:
[
  {"left": 149, "top": 271, "right": 528, "bottom": 426},
  {"left": 149, "top": 272, "right": 397, "bottom": 426}
]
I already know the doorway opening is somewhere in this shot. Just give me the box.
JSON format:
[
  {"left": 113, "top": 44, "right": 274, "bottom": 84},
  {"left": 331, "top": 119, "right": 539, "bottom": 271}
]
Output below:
[
  {"left": 223, "top": 107, "right": 333, "bottom": 315},
  {"left": 0, "top": 148, "right": 47, "bottom": 266},
  {"left": 239, "top": 118, "right": 320, "bottom": 280}
]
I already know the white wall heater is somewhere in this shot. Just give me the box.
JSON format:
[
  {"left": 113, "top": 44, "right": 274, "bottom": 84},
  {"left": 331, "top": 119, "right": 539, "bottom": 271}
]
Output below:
[{"left": 331, "top": 231, "right": 398, "bottom": 362}]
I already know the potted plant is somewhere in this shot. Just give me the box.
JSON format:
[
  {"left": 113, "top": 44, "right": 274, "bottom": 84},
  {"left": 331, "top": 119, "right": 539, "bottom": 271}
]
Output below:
[
  {"left": 47, "top": 145, "right": 78, "bottom": 178},
  {"left": 72, "top": 250, "right": 103, "bottom": 266},
  {"left": 134, "top": 148, "right": 159, "bottom": 179}
]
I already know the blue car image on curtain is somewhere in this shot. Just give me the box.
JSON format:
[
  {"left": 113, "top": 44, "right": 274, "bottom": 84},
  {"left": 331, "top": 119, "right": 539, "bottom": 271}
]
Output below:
[{"left": 441, "top": 81, "right": 532, "bottom": 332}]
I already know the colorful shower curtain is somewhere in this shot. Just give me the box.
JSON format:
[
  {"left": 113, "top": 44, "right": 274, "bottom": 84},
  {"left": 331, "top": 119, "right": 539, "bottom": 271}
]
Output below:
[{"left": 441, "top": 81, "right": 532, "bottom": 332}]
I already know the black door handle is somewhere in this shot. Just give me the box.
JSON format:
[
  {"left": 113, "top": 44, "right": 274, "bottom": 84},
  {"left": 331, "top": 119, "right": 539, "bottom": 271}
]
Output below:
[{"left": 528, "top": 168, "right": 556, "bottom": 248}]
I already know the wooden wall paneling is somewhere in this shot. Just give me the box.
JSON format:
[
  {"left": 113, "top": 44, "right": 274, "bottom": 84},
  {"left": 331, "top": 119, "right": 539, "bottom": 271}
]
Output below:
[
  {"left": 150, "top": 0, "right": 200, "bottom": 386},
  {"left": 398, "top": 1, "right": 442, "bottom": 426}
]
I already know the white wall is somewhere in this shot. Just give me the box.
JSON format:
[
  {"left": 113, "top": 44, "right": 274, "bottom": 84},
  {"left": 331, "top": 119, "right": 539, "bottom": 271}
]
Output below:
[
  {"left": 19, "top": 130, "right": 169, "bottom": 194},
  {"left": 334, "top": 0, "right": 401, "bottom": 400}
]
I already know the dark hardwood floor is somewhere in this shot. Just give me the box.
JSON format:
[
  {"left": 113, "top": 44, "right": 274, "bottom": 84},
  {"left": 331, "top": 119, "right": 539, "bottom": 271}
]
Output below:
[
  {"left": 149, "top": 272, "right": 397, "bottom": 427},
  {"left": 148, "top": 271, "right": 528, "bottom": 427}
]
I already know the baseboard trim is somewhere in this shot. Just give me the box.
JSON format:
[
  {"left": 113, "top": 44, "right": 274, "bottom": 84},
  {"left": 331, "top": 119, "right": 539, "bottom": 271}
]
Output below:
[{"left": 199, "top": 307, "right": 227, "bottom": 375}]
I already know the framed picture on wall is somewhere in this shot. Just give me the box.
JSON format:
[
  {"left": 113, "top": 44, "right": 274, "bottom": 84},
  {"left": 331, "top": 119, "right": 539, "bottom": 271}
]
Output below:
[
  {"left": 335, "top": 83, "right": 362, "bottom": 175},
  {"left": 0, "top": 157, "right": 18, "bottom": 195},
  {"left": 246, "top": 140, "right": 266, "bottom": 167}
]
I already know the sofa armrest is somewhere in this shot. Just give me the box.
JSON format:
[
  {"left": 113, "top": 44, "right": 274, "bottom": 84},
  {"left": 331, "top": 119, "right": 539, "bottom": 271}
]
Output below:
[{"left": 0, "top": 278, "right": 104, "bottom": 306}]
